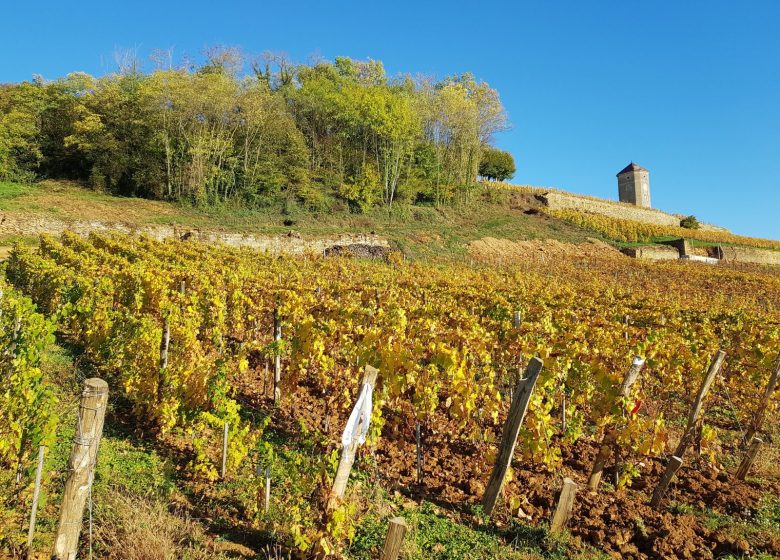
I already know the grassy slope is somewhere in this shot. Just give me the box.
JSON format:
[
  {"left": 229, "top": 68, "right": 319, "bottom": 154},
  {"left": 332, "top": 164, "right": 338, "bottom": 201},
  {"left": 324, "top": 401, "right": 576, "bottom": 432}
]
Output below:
[
  {"left": 0, "top": 181, "right": 595, "bottom": 261},
  {"left": 3, "top": 181, "right": 778, "bottom": 261}
]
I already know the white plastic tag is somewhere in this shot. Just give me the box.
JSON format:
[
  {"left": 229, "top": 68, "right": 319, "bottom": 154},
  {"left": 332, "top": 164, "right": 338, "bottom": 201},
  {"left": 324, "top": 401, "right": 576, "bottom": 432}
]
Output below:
[{"left": 341, "top": 382, "right": 373, "bottom": 448}]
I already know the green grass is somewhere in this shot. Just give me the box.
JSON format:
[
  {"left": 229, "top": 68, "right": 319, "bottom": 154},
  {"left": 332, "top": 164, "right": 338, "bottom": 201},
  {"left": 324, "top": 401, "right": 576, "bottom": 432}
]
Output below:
[
  {"left": 146, "top": 195, "right": 594, "bottom": 262},
  {"left": 667, "top": 498, "right": 780, "bottom": 560},
  {"left": 348, "top": 501, "right": 611, "bottom": 560},
  {"left": 9, "top": 338, "right": 227, "bottom": 559},
  {"left": 0, "top": 181, "right": 30, "bottom": 203},
  {"left": 349, "top": 502, "right": 540, "bottom": 560}
]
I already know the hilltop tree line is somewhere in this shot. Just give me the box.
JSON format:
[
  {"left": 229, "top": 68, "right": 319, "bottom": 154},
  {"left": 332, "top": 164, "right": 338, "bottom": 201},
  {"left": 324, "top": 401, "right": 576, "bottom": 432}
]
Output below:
[{"left": 0, "top": 50, "right": 516, "bottom": 211}]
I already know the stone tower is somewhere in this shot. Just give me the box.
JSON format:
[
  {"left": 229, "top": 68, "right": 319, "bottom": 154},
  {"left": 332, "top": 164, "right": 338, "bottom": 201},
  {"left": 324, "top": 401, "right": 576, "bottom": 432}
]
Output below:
[{"left": 617, "top": 162, "right": 651, "bottom": 208}]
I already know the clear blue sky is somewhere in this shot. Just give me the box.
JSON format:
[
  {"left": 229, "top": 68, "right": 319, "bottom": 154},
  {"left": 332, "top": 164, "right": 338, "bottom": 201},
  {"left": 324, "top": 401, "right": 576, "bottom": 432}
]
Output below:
[{"left": 3, "top": 0, "right": 779, "bottom": 239}]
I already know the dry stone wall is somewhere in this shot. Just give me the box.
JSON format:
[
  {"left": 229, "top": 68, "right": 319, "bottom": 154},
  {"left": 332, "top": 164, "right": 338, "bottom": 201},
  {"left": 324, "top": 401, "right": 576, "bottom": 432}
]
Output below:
[
  {"left": 620, "top": 245, "right": 680, "bottom": 261},
  {"left": 0, "top": 213, "right": 389, "bottom": 255},
  {"left": 538, "top": 192, "right": 681, "bottom": 227},
  {"left": 507, "top": 184, "right": 726, "bottom": 233},
  {"left": 718, "top": 246, "right": 780, "bottom": 266}
]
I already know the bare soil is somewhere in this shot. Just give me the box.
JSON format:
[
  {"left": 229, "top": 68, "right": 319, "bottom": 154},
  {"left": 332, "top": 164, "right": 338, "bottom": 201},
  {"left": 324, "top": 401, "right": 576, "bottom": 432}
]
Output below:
[
  {"left": 236, "top": 369, "right": 780, "bottom": 560},
  {"left": 468, "top": 236, "right": 622, "bottom": 264}
]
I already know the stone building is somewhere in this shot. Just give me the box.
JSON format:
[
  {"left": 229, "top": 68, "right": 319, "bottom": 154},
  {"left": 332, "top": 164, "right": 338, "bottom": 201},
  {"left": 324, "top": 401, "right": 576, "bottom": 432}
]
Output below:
[{"left": 617, "top": 162, "right": 651, "bottom": 207}]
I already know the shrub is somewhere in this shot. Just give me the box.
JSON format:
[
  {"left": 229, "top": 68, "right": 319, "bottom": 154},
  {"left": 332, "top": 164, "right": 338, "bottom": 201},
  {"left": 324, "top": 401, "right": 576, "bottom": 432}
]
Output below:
[{"left": 680, "top": 215, "right": 700, "bottom": 229}]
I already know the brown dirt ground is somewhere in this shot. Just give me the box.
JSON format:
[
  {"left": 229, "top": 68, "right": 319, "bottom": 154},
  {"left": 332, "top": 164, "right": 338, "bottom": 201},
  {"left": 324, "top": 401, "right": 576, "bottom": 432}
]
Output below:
[
  {"left": 467, "top": 237, "right": 623, "bottom": 264},
  {"left": 235, "top": 368, "right": 780, "bottom": 560}
]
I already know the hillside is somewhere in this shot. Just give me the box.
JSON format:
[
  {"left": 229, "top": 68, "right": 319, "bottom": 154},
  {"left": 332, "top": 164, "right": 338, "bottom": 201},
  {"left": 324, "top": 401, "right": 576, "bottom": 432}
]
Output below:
[
  {"left": 4, "top": 180, "right": 780, "bottom": 268},
  {"left": 0, "top": 180, "right": 604, "bottom": 261}
]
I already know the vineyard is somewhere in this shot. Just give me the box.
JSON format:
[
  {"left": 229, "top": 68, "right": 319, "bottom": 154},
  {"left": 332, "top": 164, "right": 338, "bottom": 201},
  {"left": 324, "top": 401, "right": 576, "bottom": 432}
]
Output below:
[
  {"left": 1, "top": 231, "right": 780, "bottom": 559},
  {"left": 548, "top": 209, "right": 780, "bottom": 251}
]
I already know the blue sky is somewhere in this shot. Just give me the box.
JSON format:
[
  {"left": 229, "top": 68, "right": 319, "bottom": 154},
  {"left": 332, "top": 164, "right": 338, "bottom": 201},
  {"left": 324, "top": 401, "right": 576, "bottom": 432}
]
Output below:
[{"left": 3, "top": 0, "right": 779, "bottom": 239}]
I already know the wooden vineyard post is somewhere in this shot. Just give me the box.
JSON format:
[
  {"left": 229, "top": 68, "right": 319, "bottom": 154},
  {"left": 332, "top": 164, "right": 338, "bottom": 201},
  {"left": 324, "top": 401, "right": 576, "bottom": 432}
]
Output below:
[
  {"left": 263, "top": 360, "right": 269, "bottom": 399},
  {"left": 273, "top": 309, "right": 282, "bottom": 405},
  {"left": 481, "top": 357, "right": 544, "bottom": 516},
  {"left": 513, "top": 311, "right": 522, "bottom": 328},
  {"left": 743, "top": 352, "right": 779, "bottom": 445},
  {"left": 158, "top": 317, "right": 170, "bottom": 405},
  {"left": 673, "top": 349, "right": 726, "bottom": 459},
  {"left": 651, "top": 349, "right": 725, "bottom": 508},
  {"left": 52, "top": 378, "right": 109, "bottom": 560},
  {"left": 159, "top": 318, "right": 170, "bottom": 370},
  {"left": 265, "top": 466, "right": 271, "bottom": 513},
  {"left": 415, "top": 421, "right": 423, "bottom": 485},
  {"left": 379, "top": 517, "right": 408, "bottom": 560},
  {"left": 588, "top": 356, "right": 646, "bottom": 490},
  {"left": 550, "top": 478, "right": 577, "bottom": 534},
  {"left": 561, "top": 390, "right": 567, "bottom": 432},
  {"left": 650, "top": 456, "right": 683, "bottom": 508},
  {"left": 735, "top": 437, "right": 763, "bottom": 481},
  {"left": 26, "top": 445, "right": 45, "bottom": 557},
  {"left": 327, "top": 365, "right": 379, "bottom": 511},
  {"left": 221, "top": 422, "right": 229, "bottom": 480}
]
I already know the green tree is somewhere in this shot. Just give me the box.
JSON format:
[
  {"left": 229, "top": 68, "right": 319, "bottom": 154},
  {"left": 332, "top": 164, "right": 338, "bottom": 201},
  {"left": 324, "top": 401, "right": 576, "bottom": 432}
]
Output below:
[
  {"left": 479, "top": 147, "right": 515, "bottom": 181},
  {"left": 0, "top": 52, "right": 509, "bottom": 212},
  {"left": 0, "top": 82, "right": 46, "bottom": 182}
]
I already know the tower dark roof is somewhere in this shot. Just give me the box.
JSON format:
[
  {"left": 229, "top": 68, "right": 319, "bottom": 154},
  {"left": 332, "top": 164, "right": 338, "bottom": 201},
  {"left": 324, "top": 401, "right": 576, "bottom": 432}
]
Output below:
[{"left": 617, "top": 162, "right": 648, "bottom": 176}]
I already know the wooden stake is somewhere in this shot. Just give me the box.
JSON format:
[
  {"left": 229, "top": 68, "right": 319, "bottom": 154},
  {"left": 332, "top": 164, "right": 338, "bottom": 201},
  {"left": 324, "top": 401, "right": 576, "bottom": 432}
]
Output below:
[
  {"left": 415, "top": 421, "right": 423, "bottom": 485},
  {"left": 380, "top": 517, "right": 408, "bottom": 560},
  {"left": 513, "top": 311, "right": 522, "bottom": 328},
  {"left": 673, "top": 349, "right": 726, "bottom": 459},
  {"left": 263, "top": 360, "right": 269, "bottom": 399},
  {"left": 327, "top": 365, "right": 379, "bottom": 511},
  {"left": 8, "top": 316, "right": 21, "bottom": 358},
  {"left": 26, "top": 445, "right": 45, "bottom": 557},
  {"left": 588, "top": 357, "right": 645, "bottom": 490},
  {"left": 481, "top": 357, "right": 544, "bottom": 516},
  {"left": 735, "top": 437, "right": 763, "bottom": 481},
  {"left": 158, "top": 317, "right": 170, "bottom": 405},
  {"left": 159, "top": 318, "right": 170, "bottom": 370},
  {"left": 650, "top": 455, "right": 683, "bottom": 508},
  {"left": 221, "top": 422, "right": 229, "bottom": 480},
  {"left": 650, "top": 351, "right": 725, "bottom": 509},
  {"left": 744, "top": 353, "right": 779, "bottom": 444},
  {"left": 52, "top": 378, "right": 109, "bottom": 560},
  {"left": 273, "top": 309, "right": 282, "bottom": 405},
  {"left": 265, "top": 466, "right": 271, "bottom": 513},
  {"left": 550, "top": 478, "right": 577, "bottom": 533},
  {"left": 561, "top": 391, "right": 567, "bottom": 432}
]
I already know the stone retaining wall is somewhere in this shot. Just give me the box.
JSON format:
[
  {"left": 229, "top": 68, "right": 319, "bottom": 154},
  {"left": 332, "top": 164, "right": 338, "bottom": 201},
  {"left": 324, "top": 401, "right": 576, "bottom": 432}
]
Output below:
[
  {"left": 507, "top": 185, "right": 727, "bottom": 233},
  {"left": 620, "top": 245, "right": 680, "bottom": 260},
  {"left": 621, "top": 242, "right": 780, "bottom": 266},
  {"left": 538, "top": 192, "right": 682, "bottom": 227},
  {"left": 0, "top": 213, "right": 389, "bottom": 255},
  {"left": 718, "top": 246, "right": 780, "bottom": 266}
]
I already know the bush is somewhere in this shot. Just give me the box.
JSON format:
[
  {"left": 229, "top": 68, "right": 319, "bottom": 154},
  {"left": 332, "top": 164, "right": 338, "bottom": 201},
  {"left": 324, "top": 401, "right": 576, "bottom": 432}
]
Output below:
[{"left": 680, "top": 215, "right": 700, "bottom": 229}]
